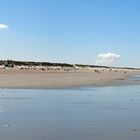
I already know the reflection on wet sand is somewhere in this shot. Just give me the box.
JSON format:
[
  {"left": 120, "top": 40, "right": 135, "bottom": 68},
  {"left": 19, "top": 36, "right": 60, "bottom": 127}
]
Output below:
[{"left": 0, "top": 83, "right": 140, "bottom": 140}]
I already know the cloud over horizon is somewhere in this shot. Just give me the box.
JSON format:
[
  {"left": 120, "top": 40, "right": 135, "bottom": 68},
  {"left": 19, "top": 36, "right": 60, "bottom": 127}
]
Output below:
[
  {"left": 96, "top": 52, "right": 120, "bottom": 64},
  {"left": 0, "top": 24, "right": 8, "bottom": 30}
]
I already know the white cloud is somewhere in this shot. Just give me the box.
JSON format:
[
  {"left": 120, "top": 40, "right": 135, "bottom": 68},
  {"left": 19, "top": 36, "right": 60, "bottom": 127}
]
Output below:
[
  {"left": 96, "top": 52, "right": 120, "bottom": 64},
  {"left": 0, "top": 24, "right": 8, "bottom": 30}
]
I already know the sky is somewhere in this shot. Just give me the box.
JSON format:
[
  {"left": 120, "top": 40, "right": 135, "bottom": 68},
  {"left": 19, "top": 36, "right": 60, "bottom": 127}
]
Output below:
[{"left": 0, "top": 0, "right": 140, "bottom": 67}]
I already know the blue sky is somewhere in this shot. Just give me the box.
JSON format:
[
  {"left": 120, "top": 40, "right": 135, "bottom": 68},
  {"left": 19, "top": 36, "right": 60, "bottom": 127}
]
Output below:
[{"left": 0, "top": 0, "right": 140, "bottom": 67}]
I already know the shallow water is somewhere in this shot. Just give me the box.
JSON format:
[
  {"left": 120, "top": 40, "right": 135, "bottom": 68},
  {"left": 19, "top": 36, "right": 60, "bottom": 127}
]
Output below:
[{"left": 0, "top": 85, "right": 140, "bottom": 140}]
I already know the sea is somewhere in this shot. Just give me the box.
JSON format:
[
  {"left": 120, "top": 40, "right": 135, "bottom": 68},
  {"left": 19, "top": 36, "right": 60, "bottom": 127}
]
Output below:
[{"left": 0, "top": 76, "right": 140, "bottom": 140}]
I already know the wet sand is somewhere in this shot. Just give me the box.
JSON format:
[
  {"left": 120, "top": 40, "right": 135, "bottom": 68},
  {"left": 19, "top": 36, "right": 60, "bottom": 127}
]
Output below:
[
  {"left": 1, "top": 86, "right": 140, "bottom": 140},
  {"left": 0, "top": 68, "right": 139, "bottom": 88}
]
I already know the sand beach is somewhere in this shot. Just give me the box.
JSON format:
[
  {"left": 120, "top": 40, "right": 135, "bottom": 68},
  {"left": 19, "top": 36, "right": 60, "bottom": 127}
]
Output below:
[{"left": 0, "top": 67, "right": 139, "bottom": 89}]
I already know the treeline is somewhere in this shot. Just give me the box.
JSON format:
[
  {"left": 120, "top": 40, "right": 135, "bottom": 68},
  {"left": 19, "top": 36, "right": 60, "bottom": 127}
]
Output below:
[
  {"left": 0, "top": 60, "right": 109, "bottom": 68},
  {"left": 0, "top": 60, "right": 139, "bottom": 70},
  {"left": 0, "top": 60, "right": 74, "bottom": 68}
]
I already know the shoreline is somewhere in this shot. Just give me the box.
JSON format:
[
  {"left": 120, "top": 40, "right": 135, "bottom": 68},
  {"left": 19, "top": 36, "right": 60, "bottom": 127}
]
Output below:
[{"left": 0, "top": 68, "right": 139, "bottom": 89}]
